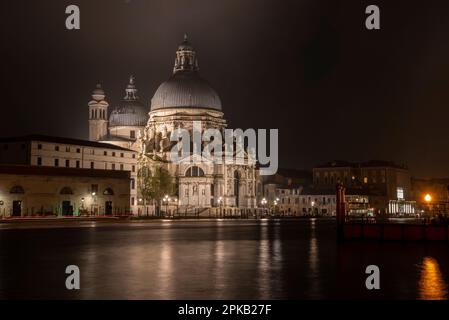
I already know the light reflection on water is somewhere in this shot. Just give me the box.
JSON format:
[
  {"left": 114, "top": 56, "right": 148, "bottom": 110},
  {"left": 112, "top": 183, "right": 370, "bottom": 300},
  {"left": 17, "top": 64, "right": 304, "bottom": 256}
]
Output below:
[
  {"left": 308, "top": 218, "right": 321, "bottom": 298},
  {"left": 418, "top": 257, "right": 448, "bottom": 300},
  {"left": 0, "top": 219, "right": 448, "bottom": 299}
]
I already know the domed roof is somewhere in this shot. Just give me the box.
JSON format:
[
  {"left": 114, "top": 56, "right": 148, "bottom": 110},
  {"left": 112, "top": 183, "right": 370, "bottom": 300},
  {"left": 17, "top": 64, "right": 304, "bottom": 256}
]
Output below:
[
  {"left": 91, "top": 83, "right": 106, "bottom": 102},
  {"left": 109, "top": 76, "right": 148, "bottom": 127},
  {"left": 109, "top": 100, "right": 148, "bottom": 127},
  {"left": 150, "top": 35, "right": 222, "bottom": 112},
  {"left": 92, "top": 84, "right": 105, "bottom": 96},
  {"left": 151, "top": 71, "right": 222, "bottom": 111}
]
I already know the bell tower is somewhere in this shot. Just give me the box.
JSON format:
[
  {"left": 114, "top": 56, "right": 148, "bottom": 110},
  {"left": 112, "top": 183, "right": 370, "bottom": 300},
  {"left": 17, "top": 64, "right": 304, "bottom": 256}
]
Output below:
[{"left": 88, "top": 83, "right": 109, "bottom": 141}]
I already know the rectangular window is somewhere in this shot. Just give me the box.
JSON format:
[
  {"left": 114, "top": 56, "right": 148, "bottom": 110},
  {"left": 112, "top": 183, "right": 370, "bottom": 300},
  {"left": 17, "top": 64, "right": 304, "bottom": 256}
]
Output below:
[
  {"left": 37, "top": 157, "right": 42, "bottom": 166},
  {"left": 66, "top": 146, "right": 70, "bottom": 152},
  {"left": 202, "top": 189, "right": 206, "bottom": 196},
  {"left": 38, "top": 144, "right": 42, "bottom": 150},
  {"left": 55, "top": 146, "right": 59, "bottom": 151},
  {"left": 131, "top": 178, "right": 135, "bottom": 190},
  {"left": 131, "top": 197, "right": 135, "bottom": 206},
  {"left": 130, "top": 130, "right": 136, "bottom": 139},
  {"left": 112, "top": 163, "right": 116, "bottom": 170},
  {"left": 112, "top": 152, "right": 116, "bottom": 157},
  {"left": 120, "top": 153, "right": 124, "bottom": 158},
  {"left": 132, "top": 154, "right": 136, "bottom": 159},
  {"left": 132, "top": 165, "right": 135, "bottom": 172},
  {"left": 76, "top": 160, "right": 80, "bottom": 168},
  {"left": 54, "top": 159, "right": 59, "bottom": 167},
  {"left": 397, "top": 187, "right": 404, "bottom": 200},
  {"left": 90, "top": 162, "right": 94, "bottom": 169},
  {"left": 65, "top": 159, "right": 70, "bottom": 167},
  {"left": 104, "top": 151, "right": 107, "bottom": 156},
  {"left": 120, "top": 164, "right": 124, "bottom": 171},
  {"left": 76, "top": 148, "right": 81, "bottom": 153}
]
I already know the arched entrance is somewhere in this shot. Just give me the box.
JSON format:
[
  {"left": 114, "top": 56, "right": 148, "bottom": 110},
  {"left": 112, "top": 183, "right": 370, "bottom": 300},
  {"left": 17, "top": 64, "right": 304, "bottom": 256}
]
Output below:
[
  {"left": 234, "top": 171, "right": 240, "bottom": 207},
  {"left": 10, "top": 185, "right": 25, "bottom": 217}
]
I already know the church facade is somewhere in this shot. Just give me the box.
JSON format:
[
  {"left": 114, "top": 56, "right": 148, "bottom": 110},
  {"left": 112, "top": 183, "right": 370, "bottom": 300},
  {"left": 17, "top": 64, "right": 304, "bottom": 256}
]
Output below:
[{"left": 88, "top": 36, "right": 258, "bottom": 214}]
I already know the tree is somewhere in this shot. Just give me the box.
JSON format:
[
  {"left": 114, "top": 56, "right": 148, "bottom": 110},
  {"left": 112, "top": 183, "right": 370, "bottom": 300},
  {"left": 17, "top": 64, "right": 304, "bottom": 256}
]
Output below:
[{"left": 138, "top": 164, "right": 175, "bottom": 217}]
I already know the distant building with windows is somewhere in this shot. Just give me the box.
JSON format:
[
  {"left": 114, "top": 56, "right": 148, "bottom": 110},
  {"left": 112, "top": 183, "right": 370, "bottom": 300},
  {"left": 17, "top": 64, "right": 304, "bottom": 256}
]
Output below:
[
  {"left": 0, "top": 135, "right": 138, "bottom": 213},
  {"left": 276, "top": 187, "right": 370, "bottom": 216},
  {"left": 0, "top": 165, "right": 131, "bottom": 217},
  {"left": 260, "top": 168, "right": 312, "bottom": 204},
  {"left": 313, "top": 160, "right": 415, "bottom": 215}
]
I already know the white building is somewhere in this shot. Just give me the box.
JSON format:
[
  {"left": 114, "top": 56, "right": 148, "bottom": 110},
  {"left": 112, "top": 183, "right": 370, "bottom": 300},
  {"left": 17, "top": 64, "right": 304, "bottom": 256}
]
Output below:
[
  {"left": 139, "top": 35, "right": 258, "bottom": 212},
  {"left": 86, "top": 35, "right": 258, "bottom": 214},
  {"left": 277, "top": 187, "right": 370, "bottom": 217},
  {"left": 0, "top": 135, "right": 138, "bottom": 213}
]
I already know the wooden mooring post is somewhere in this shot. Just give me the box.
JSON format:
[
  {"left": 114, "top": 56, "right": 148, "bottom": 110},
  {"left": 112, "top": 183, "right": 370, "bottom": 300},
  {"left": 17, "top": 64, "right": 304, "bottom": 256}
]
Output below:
[{"left": 336, "top": 182, "right": 346, "bottom": 242}]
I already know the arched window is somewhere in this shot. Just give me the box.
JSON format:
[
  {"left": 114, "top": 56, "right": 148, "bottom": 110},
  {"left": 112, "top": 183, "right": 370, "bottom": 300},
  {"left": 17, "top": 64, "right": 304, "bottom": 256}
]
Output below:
[
  {"left": 60, "top": 187, "right": 73, "bottom": 195},
  {"left": 103, "top": 188, "right": 114, "bottom": 195},
  {"left": 10, "top": 185, "right": 25, "bottom": 194},
  {"left": 185, "top": 166, "right": 204, "bottom": 177}
]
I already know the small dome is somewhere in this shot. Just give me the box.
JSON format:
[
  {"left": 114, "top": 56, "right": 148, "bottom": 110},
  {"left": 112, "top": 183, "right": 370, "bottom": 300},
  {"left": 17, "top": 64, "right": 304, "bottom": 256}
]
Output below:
[
  {"left": 151, "top": 71, "right": 222, "bottom": 111},
  {"left": 109, "top": 76, "right": 148, "bottom": 127},
  {"left": 109, "top": 100, "right": 148, "bottom": 127},
  {"left": 92, "top": 83, "right": 106, "bottom": 101},
  {"left": 93, "top": 84, "right": 104, "bottom": 96}
]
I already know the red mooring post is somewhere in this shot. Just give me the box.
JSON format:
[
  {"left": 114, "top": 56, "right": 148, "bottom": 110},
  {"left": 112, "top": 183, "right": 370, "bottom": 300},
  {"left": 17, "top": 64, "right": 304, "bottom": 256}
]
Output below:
[{"left": 336, "top": 182, "right": 346, "bottom": 242}]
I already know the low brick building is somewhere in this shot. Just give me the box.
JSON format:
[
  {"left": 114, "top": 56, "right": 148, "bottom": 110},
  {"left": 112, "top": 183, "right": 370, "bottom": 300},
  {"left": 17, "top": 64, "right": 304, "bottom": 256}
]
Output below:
[{"left": 0, "top": 165, "right": 131, "bottom": 217}]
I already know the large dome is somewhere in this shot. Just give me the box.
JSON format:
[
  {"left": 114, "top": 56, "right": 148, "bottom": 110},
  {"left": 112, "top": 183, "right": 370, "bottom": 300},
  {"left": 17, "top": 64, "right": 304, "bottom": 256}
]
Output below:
[
  {"left": 109, "top": 76, "right": 148, "bottom": 127},
  {"left": 151, "top": 71, "right": 222, "bottom": 111},
  {"left": 150, "top": 35, "right": 222, "bottom": 112}
]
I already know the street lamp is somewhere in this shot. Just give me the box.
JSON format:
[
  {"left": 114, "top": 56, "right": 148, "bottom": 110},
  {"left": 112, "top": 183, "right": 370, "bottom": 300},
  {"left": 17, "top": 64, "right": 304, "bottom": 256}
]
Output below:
[
  {"left": 424, "top": 193, "right": 432, "bottom": 218},
  {"left": 172, "top": 198, "right": 178, "bottom": 218},
  {"left": 311, "top": 201, "right": 315, "bottom": 216},
  {"left": 163, "top": 194, "right": 169, "bottom": 217},
  {"left": 261, "top": 198, "right": 267, "bottom": 216},
  {"left": 218, "top": 196, "right": 223, "bottom": 218}
]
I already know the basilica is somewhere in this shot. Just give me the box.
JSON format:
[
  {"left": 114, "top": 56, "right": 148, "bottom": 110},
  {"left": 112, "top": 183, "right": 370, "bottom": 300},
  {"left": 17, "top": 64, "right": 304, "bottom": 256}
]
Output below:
[{"left": 88, "top": 35, "right": 258, "bottom": 213}]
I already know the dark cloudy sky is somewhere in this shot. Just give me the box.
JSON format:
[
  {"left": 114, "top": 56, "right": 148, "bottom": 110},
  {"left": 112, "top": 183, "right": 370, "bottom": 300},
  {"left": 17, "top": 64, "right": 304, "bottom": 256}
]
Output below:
[{"left": 2, "top": 0, "right": 449, "bottom": 178}]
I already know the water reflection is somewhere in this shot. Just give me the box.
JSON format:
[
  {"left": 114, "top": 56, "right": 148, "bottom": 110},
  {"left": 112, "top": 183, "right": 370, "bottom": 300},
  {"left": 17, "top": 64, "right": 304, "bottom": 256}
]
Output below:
[
  {"left": 156, "top": 241, "right": 173, "bottom": 299},
  {"left": 257, "top": 224, "right": 270, "bottom": 299},
  {"left": 418, "top": 257, "right": 448, "bottom": 300},
  {"left": 214, "top": 223, "right": 226, "bottom": 298},
  {"left": 308, "top": 218, "right": 321, "bottom": 298},
  {"left": 2, "top": 220, "right": 449, "bottom": 299}
]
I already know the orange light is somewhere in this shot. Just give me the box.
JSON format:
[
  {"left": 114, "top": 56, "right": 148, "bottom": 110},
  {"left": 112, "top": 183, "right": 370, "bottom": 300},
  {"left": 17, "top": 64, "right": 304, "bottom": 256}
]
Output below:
[{"left": 424, "top": 194, "right": 432, "bottom": 202}]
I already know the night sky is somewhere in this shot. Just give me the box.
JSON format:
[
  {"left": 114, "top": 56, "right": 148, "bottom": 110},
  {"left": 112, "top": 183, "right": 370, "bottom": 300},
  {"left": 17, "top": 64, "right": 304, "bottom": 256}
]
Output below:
[{"left": 2, "top": 0, "right": 449, "bottom": 178}]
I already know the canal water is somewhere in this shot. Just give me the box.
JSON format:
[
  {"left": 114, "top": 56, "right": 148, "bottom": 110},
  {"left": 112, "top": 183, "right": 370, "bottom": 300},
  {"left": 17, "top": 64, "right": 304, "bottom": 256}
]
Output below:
[{"left": 0, "top": 219, "right": 447, "bottom": 299}]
